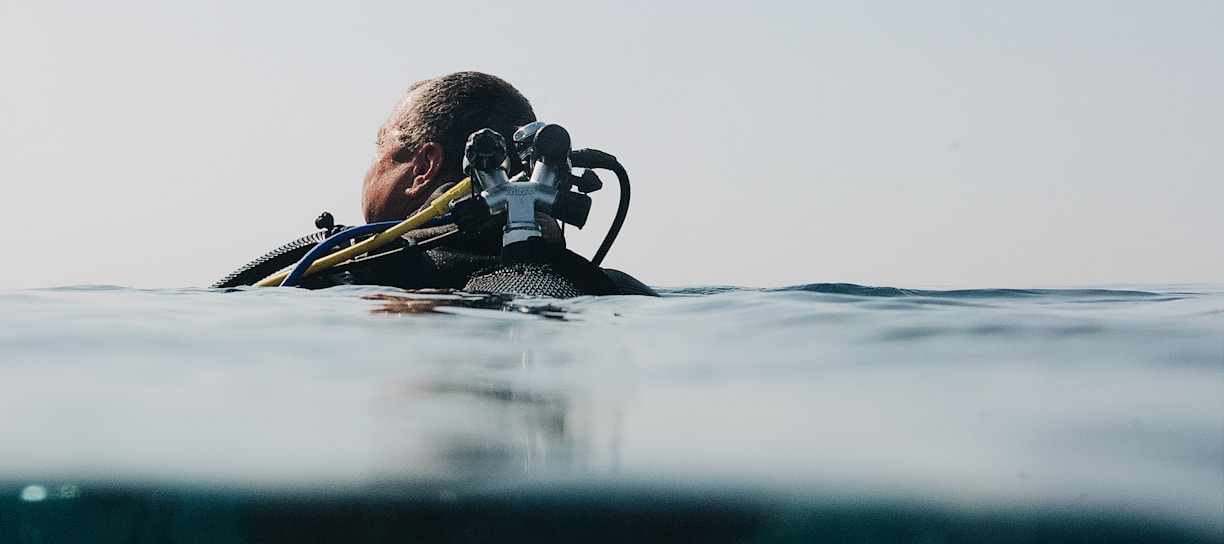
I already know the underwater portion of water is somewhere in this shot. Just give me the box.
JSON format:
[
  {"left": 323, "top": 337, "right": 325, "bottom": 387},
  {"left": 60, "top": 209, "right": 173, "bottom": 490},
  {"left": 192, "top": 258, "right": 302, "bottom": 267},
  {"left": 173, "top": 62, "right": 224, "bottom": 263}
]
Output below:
[{"left": 0, "top": 284, "right": 1221, "bottom": 542}]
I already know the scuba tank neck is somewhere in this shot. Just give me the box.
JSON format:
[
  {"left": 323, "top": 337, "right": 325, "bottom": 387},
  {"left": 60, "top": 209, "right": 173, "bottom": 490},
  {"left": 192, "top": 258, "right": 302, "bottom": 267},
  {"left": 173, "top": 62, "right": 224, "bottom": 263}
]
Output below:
[{"left": 463, "top": 125, "right": 591, "bottom": 266}]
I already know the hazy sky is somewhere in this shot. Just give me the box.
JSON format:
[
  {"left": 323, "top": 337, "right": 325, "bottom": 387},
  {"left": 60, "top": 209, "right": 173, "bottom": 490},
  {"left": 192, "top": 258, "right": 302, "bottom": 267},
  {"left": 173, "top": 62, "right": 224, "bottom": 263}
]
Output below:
[{"left": 2, "top": 0, "right": 1220, "bottom": 289}]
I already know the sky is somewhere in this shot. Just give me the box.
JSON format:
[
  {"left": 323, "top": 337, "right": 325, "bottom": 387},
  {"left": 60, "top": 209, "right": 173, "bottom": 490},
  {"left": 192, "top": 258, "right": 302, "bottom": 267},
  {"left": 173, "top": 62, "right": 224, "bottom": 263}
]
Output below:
[{"left": 1, "top": 0, "right": 1220, "bottom": 289}]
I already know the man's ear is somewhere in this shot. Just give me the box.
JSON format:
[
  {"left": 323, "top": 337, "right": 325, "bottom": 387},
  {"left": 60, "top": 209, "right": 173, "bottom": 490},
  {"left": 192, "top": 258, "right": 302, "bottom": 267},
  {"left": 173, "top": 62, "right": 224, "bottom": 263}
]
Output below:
[{"left": 410, "top": 142, "right": 445, "bottom": 191}]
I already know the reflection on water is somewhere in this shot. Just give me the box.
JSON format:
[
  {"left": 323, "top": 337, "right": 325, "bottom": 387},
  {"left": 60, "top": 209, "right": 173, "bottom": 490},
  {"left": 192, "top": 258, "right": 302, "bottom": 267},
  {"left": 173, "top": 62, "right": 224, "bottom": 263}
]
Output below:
[
  {"left": 374, "top": 342, "right": 623, "bottom": 488},
  {"left": 362, "top": 290, "right": 570, "bottom": 319},
  {"left": 360, "top": 290, "right": 624, "bottom": 489}
]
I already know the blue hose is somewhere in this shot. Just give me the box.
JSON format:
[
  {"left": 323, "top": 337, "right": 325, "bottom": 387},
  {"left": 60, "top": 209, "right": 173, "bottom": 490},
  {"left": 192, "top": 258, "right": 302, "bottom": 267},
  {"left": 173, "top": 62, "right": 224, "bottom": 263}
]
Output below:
[{"left": 279, "top": 216, "right": 453, "bottom": 287}]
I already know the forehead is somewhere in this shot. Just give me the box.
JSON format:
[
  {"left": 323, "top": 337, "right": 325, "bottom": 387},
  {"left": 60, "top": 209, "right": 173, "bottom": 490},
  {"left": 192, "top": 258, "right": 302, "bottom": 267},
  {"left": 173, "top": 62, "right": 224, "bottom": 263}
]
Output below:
[
  {"left": 378, "top": 92, "right": 419, "bottom": 147},
  {"left": 379, "top": 123, "right": 402, "bottom": 145}
]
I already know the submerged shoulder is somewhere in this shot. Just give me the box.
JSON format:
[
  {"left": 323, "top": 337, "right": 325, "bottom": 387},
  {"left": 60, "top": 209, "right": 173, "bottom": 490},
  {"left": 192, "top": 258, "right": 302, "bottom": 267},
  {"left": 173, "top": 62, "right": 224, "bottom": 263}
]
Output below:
[{"left": 602, "top": 269, "right": 658, "bottom": 297}]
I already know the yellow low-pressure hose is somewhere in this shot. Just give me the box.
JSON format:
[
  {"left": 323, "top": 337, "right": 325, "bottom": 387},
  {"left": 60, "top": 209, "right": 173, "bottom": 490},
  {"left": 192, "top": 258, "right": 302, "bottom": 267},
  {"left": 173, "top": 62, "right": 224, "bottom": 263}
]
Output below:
[{"left": 254, "top": 179, "right": 473, "bottom": 287}]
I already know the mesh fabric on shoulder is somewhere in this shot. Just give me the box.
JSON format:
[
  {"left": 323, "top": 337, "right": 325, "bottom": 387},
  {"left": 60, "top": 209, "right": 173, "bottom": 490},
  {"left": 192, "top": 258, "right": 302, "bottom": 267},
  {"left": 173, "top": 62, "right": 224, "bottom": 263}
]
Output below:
[{"left": 463, "top": 264, "right": 587, "bottom": 298}]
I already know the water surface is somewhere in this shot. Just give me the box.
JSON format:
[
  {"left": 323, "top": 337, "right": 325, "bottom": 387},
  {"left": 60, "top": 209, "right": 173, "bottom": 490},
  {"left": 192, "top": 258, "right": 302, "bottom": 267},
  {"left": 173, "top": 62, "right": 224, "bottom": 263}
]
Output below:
[{"left": 1, "top": 284, "right": 1221, "bottom": 542}]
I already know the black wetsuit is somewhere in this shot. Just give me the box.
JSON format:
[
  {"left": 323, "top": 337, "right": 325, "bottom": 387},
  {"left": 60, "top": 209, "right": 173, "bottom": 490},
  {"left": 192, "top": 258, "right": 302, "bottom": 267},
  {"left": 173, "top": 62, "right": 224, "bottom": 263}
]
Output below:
[
  {"left": 292, "top": 184, "right": 656, "bottom": 296},
  {"left": 320, "top": 223, "right": 654, "bottom": 296}
]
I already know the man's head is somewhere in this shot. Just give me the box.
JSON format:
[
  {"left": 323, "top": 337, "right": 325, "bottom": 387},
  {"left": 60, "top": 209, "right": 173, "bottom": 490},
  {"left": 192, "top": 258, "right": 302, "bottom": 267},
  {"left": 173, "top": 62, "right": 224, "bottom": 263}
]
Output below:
[{"left": 362, "top": 72, "right": 536, "bottom": 223}]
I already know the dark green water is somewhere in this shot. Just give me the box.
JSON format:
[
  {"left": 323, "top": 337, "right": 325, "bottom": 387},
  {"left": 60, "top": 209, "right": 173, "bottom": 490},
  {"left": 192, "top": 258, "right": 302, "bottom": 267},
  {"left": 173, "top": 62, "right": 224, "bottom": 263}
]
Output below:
[{"left": 3, "top": 481, "right": 1214, "bottom": 543}]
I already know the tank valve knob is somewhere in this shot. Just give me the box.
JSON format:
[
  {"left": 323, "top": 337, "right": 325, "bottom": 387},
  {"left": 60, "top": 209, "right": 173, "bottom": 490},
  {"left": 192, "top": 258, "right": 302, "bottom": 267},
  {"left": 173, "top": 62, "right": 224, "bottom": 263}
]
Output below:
[
  {"left": 532, "top": 124, "right": 571, "bottom": 168},
  {"left": 315, "top": 211, "right": 335, "bottom": 231},
  {"left": 464, "top": 128, "right": 508, "bottom": 173}
]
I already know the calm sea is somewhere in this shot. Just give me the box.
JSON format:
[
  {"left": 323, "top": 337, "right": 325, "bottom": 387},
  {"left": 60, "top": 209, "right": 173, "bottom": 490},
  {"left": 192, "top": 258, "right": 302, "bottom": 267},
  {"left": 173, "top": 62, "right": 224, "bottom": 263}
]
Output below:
[{"left": 1, "top": 284, "right": 1221, "bottom": 543}]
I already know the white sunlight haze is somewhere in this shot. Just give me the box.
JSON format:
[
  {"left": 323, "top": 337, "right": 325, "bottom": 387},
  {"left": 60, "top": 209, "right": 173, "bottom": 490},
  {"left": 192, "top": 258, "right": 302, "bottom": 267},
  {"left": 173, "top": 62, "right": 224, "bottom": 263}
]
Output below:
[{"left": 1, "top": 0, "right": 1220, "bottom": 289}]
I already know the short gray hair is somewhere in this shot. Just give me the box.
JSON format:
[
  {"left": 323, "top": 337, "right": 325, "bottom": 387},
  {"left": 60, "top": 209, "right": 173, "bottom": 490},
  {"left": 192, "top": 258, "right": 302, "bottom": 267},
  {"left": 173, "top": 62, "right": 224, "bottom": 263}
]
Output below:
[{"left": 380, "top": 72, "right": 536, "bottom": 177}]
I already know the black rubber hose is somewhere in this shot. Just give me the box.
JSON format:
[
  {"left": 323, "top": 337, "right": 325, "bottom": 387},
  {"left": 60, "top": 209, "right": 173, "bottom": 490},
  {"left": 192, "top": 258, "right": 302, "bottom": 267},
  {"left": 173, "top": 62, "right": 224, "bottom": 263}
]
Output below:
[
  {"left": 210, "top": 231, "right": 328, "bottom": 288},
  {"left": 592, "top": 162, "right": 630, "bottom": 267}
]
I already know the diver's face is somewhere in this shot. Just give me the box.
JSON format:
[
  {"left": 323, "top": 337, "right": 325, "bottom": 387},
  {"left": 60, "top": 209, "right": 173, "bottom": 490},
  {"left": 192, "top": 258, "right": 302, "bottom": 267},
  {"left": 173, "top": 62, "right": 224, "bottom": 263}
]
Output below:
[
  {"left": 362, "top": 92, "right": 444, "bottom": 223},
  {"left": 361, "top": 124, "right": 421, "bottom": 223}
]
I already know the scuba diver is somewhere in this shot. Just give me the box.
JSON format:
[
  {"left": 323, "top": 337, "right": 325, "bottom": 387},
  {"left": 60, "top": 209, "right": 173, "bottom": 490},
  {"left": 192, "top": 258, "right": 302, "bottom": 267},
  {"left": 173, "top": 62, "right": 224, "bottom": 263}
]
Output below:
[{"left": 213, "top": 71, "right": 656, "bottom": 297}]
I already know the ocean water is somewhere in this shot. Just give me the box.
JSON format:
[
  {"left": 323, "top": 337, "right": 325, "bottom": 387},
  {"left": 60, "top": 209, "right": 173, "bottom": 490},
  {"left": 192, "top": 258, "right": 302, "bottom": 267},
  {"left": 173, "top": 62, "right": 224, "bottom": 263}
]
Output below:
[{"left": 0, "top": 283, "right": 1220, "bottom": 543}]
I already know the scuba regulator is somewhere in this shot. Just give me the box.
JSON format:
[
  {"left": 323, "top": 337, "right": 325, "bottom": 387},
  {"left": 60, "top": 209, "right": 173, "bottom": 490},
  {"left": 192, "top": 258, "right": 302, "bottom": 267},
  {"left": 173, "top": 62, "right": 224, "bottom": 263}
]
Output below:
[{"left": 456, "top": 123, "right": 608, "bottom": 266}]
